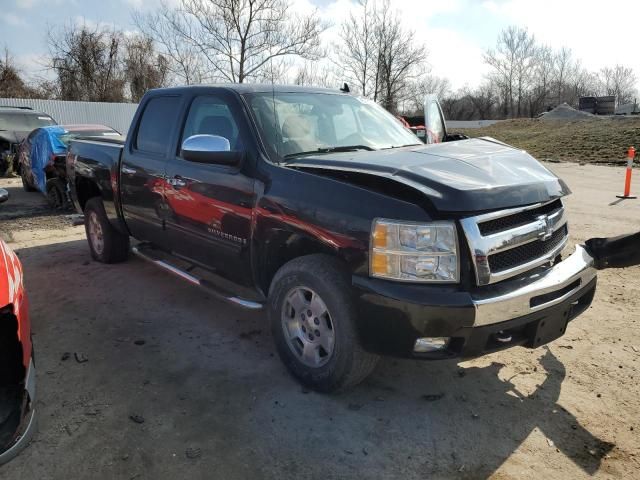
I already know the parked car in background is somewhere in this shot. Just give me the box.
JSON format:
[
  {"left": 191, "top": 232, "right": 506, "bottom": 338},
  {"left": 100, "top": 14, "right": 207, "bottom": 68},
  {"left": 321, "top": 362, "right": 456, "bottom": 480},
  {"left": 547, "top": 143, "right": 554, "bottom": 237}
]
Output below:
[
  {"left": 0, "top": 189, "right": 36, "bottom": 464},
  {"left": 67, "top": 85, "right": 597, "bottom": 392},
  {"left": 0, "top": 106, "right": 56, "bottom": 176},
  {"left": 19, "top": 124, "right": 121, "bottom": 209}
]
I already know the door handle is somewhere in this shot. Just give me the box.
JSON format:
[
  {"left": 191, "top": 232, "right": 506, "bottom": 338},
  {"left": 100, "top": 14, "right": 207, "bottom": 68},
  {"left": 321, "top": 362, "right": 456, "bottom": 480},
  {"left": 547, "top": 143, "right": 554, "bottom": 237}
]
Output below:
[
  {"left": 167, "top": 176, "right": 187, "bottom": 188},
  {"left": 122, "top": 166, "right": 137, "bottom": 175}
]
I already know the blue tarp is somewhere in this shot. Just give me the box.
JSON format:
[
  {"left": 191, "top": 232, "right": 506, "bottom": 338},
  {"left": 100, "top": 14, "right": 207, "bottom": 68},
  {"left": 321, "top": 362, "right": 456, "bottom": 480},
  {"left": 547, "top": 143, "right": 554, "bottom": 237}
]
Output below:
[{"left": 30, "top": 126, "right": 67, "bottom": 193}]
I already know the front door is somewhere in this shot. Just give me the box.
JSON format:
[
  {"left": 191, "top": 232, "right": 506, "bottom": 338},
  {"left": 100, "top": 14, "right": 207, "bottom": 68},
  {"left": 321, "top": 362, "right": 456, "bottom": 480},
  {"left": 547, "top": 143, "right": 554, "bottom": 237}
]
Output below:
[
  {"left": 164, "top": 92, "right": 256, "bottom": 287},
  {"left": 120, "top": 95, "right": 182, "bottom": 247},
  {"left": 423, "top": 94, "right": 447, "bottom": 144}
]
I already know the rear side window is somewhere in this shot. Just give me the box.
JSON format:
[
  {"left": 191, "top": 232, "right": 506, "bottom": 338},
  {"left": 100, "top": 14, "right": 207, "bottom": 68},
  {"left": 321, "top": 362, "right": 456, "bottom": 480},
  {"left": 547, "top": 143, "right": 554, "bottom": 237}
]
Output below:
[{"left": 135, "top": 96, "right": 180, "bottom": 154}]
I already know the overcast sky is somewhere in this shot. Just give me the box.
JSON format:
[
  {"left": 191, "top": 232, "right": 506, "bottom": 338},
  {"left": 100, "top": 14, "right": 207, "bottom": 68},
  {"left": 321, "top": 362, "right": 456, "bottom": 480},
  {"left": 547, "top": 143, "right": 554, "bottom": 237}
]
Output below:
[{"left": 1, "top": 0, "right": 639, "bottom": 91}]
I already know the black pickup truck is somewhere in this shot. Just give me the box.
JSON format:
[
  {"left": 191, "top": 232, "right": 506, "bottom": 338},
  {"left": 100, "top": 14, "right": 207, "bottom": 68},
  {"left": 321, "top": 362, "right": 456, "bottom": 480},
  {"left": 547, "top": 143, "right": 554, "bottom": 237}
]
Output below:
[{"left": 67, "top": 85, "right": 597, "bottom": 392}]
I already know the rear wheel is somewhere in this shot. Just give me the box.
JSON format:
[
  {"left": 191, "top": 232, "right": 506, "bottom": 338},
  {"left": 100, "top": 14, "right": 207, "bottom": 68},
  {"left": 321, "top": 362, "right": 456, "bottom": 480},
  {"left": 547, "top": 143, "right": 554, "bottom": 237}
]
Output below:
[
  {"left": 20, "top": 170, "right": 37, "bottom": 192},
  {"left": 269, "top": 254, "right": 379, "bottom": 392},
  {"left": 84, "top": 197, "right": 129, "bottom": 263}
]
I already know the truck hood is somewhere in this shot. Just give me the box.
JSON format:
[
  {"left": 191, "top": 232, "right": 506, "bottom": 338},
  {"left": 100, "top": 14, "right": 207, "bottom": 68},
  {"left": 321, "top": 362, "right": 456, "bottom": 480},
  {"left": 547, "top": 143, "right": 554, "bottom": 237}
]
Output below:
[{"left": 287, "top": 137, "right": 570, "bottom": 213}]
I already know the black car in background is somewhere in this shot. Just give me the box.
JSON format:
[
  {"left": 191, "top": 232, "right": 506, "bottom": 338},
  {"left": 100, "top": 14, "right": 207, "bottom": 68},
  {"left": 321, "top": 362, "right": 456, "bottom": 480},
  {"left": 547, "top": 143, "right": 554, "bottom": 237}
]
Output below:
[{"left": 0, "top": 106, "right": 56, "bottom": 175}]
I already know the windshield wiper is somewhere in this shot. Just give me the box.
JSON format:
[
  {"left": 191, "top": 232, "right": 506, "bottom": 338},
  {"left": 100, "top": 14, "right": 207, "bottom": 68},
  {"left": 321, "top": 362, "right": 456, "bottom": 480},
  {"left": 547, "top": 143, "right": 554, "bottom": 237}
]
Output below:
[
  {"left": 283, "top": 145, "right": 375, "bottom": 160},
  {"left": 381, "top": 143, "right": 422, "bottom": 149}
]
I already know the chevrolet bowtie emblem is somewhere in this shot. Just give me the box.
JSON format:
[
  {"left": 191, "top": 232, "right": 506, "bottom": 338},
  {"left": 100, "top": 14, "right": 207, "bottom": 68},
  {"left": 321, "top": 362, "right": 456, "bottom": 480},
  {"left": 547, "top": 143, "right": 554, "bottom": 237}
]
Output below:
[{"left": 537, "top": 214, "right": 553, "bottom": 241}]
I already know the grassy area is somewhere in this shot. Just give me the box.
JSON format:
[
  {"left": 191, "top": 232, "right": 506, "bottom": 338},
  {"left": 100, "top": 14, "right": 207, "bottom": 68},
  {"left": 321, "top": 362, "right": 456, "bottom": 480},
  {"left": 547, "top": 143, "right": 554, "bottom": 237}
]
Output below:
[{"left": 457, "top": 117, "right": 640, "bottom": 164}]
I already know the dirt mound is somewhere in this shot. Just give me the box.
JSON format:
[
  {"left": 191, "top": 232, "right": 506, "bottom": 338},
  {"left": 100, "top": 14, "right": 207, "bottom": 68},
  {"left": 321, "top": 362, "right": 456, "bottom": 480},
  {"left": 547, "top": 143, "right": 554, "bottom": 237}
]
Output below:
[
  {"left": 541, "top": 103, "right": 598, "bottom": 120},
  {"left": 458, "top": 116, "right": 640, "bottom": 164}
]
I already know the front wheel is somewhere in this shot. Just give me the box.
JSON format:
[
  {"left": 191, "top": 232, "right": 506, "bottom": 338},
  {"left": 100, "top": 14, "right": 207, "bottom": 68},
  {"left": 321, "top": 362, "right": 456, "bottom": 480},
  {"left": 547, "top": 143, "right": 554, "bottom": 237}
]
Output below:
[
  {"left": 84, "top": 197, "right": 130, "bottom": 263},
  {"left": 45, "top": 178, "right": 70, "bottom": 209},
  {"left": 269, "top": 254, "right": 379, "bottom": 392}
]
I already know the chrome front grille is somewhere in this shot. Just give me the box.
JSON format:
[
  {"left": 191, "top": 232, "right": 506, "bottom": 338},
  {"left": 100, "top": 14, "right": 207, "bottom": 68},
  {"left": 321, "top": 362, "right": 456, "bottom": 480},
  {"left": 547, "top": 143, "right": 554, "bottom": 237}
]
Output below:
[{"left": 461, "top": 199, "right": 569, "bottom": 286}]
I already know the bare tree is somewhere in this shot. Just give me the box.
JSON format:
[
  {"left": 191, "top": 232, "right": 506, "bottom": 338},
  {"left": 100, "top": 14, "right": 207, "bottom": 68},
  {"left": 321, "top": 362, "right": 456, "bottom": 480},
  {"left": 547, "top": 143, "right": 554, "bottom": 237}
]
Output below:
[
  {"left": 0, "top": 48, "right": 40, "bottom": 98},
  {"left": 484, "top": 26, "right": 537, "bottom": 117},
  {"left": 333, "top": 0, "right": 426, "bottom": 111},
  {"left": 133, "top": 3, "right": 208, "bottom": 85},
  {"left": 405, "top": 75, "right": 451, "bottom": 113},
  {"left": 465, "top": 82, "right": 498, "bottom": 119},
  {"left": 334, "top": 0, "right": 376, "bottom": 96},
  {"left": 527, "top": 45, "right": 554, "bottom": 116},
  {"left": 48, "top": 24, "right": 126, "bottom": 102},
  {"left": 597, "top": 65, "right": 637, "bottom": 104},
  {"left": 136, "top": 0, "right": 325, "bottom": 84},
  {"left": 123, "top": 35, "right": 169, "bottom": 102},
  {"left": 374, "top": 3, "right": 427, "bottom": 112},
  {"left": 293, "top": 60, "right": 336, "bottom": 88}
]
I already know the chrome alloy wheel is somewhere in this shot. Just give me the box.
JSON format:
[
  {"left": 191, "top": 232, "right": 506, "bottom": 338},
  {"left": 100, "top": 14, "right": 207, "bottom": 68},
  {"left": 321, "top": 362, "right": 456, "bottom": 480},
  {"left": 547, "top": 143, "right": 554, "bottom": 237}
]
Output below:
[
  {"left": 281, "top": 287, "right": 335, "bottom": 368},
  {"left": 88, "top": 211, "right": 105, "bottom": 255}
]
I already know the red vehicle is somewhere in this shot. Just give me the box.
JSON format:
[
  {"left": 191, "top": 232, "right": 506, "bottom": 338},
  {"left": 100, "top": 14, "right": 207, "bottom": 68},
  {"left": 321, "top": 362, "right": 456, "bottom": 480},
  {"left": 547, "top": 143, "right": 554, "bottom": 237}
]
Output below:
[{"left": 0, "top": 189, "right": 36, "bottom": 464}]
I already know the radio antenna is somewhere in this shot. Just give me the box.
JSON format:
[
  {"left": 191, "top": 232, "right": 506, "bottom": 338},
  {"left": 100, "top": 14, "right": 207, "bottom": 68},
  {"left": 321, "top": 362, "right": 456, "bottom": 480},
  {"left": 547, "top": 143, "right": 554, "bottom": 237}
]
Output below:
[{"left": 270, "top": 54, "right": 281, "bottom": 160}]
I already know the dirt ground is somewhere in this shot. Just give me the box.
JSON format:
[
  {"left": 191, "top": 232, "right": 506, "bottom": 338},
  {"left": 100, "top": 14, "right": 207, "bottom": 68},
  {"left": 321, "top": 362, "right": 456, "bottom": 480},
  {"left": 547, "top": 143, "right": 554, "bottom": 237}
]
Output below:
[
  {"left": 459, "top": 117, "right": 640, "bottom": 165},
  {"left": 0, "top": 162, "right": 638, "bottom": 480}
]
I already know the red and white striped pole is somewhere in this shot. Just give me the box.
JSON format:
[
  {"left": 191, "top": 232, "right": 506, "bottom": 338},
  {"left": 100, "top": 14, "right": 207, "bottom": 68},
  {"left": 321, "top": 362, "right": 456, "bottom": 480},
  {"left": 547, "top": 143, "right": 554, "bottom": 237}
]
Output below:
[{"left": 617, "top": 146, "right": 637, "bottom": 199}]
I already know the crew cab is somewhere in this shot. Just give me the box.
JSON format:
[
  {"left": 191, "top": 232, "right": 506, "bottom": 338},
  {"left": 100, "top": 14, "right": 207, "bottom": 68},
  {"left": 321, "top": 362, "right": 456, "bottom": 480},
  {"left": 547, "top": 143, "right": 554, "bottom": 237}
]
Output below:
[{"left": 67, "top": 85, "right": 597, "bottom": 392}]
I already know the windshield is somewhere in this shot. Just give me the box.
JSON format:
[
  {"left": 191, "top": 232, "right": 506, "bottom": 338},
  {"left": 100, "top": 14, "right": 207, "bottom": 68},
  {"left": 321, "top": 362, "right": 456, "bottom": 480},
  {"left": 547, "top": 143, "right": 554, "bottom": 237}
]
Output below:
[
  {"left": 0, "top": 112, "right": 56, "bottom": 131},
  {"left": 58, "top": 129, "right": 119, "bottom": 146},
  {"left": 245, "top": 92, "right": 421, "bottom": 160}
]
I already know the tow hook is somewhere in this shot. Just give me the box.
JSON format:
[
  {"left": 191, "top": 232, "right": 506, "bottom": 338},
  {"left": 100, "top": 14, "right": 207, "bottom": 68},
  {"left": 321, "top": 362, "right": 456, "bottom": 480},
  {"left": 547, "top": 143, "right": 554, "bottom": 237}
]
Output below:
[{"left": 494, "top": 330, "right": 513, "bottom": 343}]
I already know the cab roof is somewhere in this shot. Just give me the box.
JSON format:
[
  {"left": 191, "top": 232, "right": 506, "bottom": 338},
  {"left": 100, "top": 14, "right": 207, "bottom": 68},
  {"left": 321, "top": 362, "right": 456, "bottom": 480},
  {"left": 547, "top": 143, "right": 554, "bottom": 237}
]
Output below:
[
  {"left": 0, "top": 106, "right": 52, "bottom": 116},
  {"left": 147, "top": 83, "right": 349, "bottom": 96}
]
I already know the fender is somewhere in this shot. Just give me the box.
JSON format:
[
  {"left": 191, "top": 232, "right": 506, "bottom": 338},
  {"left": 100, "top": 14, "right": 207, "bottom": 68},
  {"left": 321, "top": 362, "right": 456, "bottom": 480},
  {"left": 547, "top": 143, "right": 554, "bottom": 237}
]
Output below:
[
  {"left": 252, "top": 163, "right": 431, "bottom": 295},
  {"left": 68, "top": 139, "right": 130, "bottom": 236}
]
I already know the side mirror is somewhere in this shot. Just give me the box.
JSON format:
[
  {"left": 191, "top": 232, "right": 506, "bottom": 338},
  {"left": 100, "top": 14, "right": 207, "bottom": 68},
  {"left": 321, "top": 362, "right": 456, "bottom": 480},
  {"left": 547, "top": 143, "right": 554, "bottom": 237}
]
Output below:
[
  {"left": 180, "top": 134, "right": 242, "bottom": 166},
  {"left": 0, "top": 188, "right": 8, "bottom": 204}
]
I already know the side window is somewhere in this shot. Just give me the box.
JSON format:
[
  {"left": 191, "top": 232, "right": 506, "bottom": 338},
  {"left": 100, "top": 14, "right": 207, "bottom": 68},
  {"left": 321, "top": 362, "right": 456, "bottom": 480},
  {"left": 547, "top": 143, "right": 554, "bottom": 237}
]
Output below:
[
  {"left": 135, "top": 96, "right": 180, "bottom": 155},
  {"left": 181, "top": 96, "right": 241, "bottom": 151}
]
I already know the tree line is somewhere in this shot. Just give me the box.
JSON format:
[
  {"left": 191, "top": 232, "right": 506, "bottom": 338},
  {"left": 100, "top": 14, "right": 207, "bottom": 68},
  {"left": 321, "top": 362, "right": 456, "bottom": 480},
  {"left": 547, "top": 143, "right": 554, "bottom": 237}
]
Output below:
[{"left": 1, "top": 0, "right": 637, "bottom": 118}]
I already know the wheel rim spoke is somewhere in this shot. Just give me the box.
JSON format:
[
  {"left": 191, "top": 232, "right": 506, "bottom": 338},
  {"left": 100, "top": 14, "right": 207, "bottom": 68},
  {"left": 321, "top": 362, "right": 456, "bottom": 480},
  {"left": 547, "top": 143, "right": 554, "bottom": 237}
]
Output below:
[
  {"left": 288, "top": 288, "right": 307, "bottom": 313},
  {"left": 281, "top": 286, "right": 335, "bottom": 368},
  {"left": 319, "top": 332, "right": 333, "bottom": 354},
  {"left": 301, "top": 342, "right": 318, "bottom": 365},
  {"left": 89, "top": 213, "right": 104, "bottom": 254},
  {"left": 309, "top": 292, "right": 327, "bottom": 317}
]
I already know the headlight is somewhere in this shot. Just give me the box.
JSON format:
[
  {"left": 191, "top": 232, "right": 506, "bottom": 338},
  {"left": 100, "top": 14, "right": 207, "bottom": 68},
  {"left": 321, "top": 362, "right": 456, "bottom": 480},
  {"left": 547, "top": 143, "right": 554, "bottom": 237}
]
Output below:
[{"left": 370, "top": 219, "right": 459, "bottom": 283}]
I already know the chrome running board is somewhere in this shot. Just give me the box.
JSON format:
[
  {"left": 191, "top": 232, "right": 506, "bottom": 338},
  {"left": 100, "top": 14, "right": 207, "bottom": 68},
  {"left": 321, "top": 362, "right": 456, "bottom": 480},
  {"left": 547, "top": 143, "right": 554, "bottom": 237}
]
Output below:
[{"left": 132, "top": 244, "right": 263, "bottom": 310}]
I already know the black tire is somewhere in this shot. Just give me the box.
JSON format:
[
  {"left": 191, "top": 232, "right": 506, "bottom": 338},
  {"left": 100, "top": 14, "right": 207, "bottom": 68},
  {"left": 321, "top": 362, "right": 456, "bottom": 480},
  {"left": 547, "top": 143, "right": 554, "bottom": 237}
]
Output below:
[
  {"left": 45, "top": 178, "right": 69, "bottom": 209},
  {"left": 83, "top": 197, "right": 130, "bottom": 263},
  {"left": 21, "top": 170, "right": 37, "bottom": 192},
  {"left": 269, "top": 254, "right": 379, "bottom": 392}
]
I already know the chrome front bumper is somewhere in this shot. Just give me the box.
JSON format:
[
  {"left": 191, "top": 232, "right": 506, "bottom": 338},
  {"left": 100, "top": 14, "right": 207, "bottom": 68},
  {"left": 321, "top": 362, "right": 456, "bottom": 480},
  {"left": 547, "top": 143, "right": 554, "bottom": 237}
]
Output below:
[{"left": 472, "top": 245, "right": 597, "bottom": 326}]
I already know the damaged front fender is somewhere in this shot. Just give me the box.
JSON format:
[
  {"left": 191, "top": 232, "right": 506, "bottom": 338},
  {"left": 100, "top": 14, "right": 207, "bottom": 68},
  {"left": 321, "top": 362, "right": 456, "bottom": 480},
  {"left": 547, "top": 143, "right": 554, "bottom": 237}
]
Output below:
[{"left": 0, "top": 240, "right": 36, "bottom": 465}]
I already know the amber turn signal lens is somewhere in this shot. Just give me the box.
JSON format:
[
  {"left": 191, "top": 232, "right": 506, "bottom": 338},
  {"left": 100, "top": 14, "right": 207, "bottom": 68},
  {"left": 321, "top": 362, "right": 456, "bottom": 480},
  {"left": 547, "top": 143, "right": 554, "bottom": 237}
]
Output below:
[
  {"left": 373, "top": 223, "right": 388, "bottom": 248},
  {"left": 371, "top": 252, "right": 388, "bottom": 275}
]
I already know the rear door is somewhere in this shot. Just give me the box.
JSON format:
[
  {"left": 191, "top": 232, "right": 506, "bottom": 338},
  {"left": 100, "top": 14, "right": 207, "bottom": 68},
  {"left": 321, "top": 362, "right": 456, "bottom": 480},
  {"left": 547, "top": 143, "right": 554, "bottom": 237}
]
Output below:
[
  {"left": 120, "top": 95, "right": 182, "bottom": 248},
  {"left": 164, "top": 91, "right": 256, "bottom": 287},
  {"left": 423, "top": 94, "right": 447, "bottom": 144}
]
